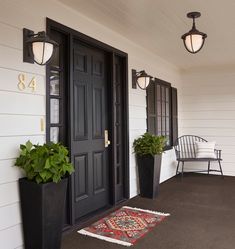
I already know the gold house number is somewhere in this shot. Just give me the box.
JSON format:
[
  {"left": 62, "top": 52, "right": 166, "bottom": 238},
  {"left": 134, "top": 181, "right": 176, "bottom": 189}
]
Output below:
[{"left": 18, "top": 73, "right": 37, "bottom": 92}]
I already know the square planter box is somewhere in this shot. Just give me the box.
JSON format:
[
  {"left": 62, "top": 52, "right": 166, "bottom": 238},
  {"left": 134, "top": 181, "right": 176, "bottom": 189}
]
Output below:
[
  {"left": 19, "top": 177, "right": 68, "bottom": 249},
  {"left": 137, "top": 154, "right": 162, "bottom": 199}
]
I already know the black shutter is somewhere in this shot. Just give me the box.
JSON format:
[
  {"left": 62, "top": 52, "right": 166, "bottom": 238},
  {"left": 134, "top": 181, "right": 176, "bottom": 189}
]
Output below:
[{"left": 171, "top": 87, "right": 178, "bottom": 145}]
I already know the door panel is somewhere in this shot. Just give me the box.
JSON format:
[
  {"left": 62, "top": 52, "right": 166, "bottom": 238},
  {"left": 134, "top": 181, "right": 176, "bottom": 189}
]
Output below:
[
  {"left": 72, "top": 41, "right": 109, "bottom": 220},
  {"left": 93, "top": 87, "right": 104, "bottom": 138},
  {"left": 93, "top": 151, "right": 105, "bottom": 193},
  {"left": 74, "top": 82, "right": 88, "bottom": 140},
  {"left": 74, "top": 154, "right": 88, "bottom": 201}
]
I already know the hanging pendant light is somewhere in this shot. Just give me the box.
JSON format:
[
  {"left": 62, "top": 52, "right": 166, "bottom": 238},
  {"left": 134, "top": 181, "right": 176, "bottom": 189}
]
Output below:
[{"left": 181, "top": 12, "right": 207, "bottom": 54}]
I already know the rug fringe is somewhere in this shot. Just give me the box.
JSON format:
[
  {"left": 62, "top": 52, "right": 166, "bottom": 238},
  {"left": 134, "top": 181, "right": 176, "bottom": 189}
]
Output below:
[
  {"left": 78, "top": 229, "right": 132, "bottom": 247},
  {"left": 122, "top": 206, "right": 170, "bottom": 216}
]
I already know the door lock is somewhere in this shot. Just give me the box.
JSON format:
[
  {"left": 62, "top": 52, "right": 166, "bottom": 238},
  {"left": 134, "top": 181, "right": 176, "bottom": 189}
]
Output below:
[{"left": 104, "top": 130, "right": 111, "bottom": 148}]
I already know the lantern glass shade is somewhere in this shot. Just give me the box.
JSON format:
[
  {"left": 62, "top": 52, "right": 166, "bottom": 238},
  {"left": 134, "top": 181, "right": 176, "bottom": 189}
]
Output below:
[
  {"left": 181, "top": 12, "right": 207, "bottom": 54},
  {"left": 137, "top": 76, "right": 151, "bottom": 89},
  {"left": 184, "top": 34, "right": 204, "bottom": 53},
  {"left": 23, "top": 29, "right": 58, "bottom": 65},
  {"left": 32, "top": 42, "right": 54, "bottom": 65}
]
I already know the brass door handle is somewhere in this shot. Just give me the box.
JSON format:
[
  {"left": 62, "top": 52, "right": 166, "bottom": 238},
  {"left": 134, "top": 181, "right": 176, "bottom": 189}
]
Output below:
[{"left": 104, "top": 130, "right": 111, "bottom": 148}]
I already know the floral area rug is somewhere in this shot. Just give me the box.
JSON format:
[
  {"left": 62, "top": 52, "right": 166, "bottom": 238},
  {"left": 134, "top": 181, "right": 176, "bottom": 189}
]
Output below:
[{"left": 78, "top": 206, "right": 170, "bottom": 246}]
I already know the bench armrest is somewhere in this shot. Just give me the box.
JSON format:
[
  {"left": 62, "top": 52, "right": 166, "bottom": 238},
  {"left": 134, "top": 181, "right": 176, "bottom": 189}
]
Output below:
[{"left": 215, "top": 149, "right": 222, "bottom": 160}]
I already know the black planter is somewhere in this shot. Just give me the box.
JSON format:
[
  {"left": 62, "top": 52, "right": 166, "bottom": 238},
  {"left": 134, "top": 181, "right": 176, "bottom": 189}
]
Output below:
[
  {"left": 137, "top": 154, "right": 162, "bottom": 199},
  {"left": 19, "top": 177, "right": 68, "bottom": 249}
]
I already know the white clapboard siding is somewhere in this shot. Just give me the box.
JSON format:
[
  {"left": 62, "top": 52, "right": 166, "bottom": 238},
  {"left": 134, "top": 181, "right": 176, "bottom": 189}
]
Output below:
[
  {"left": 179, "top": 119, "right": 235, "bottom": 128},
  {"left": 181, "top": 71, "right": 235, "bottom": 176},
  {"left": 180, "top": 128, "right": 235, "bottom": 137},
  {"left": 0, "top": 224, "right": 23, "bottom": 249},
  {"left": 129, "top": 87, "right": 146, "bottom": 96},
  {"left": 0, "top": 115, "right": 45, "bottom": 136},
  {"left": 0, "top": 22, "right": 22, "bottom": 50},
  {"left": 220, "top": 163, "right": 235, "bottom": 172},
  {"left": 218, "top": 146, "right": 235, "bottom": 154},
  {"left": 182, "top": 86, "right": 235, "bottom": 96},
  {"left": 186, "top": 162, "right": 235, "bottom": 171},
  {"left": 0, "top": 159, "right": 23, "bottom": 184},
  {"left": 181, "top": 94, "right": 235, "bottom": 103},
  {"left": 130, "top": 178, "right": 138, "bottom": 198},
  {"left": 0, "top": 181, "right": 19, "bottom": 207},
  {"left": 199, "top": 136, "right": 235, "bottom": 146},
  {"left": 129, "top": 93, "right": 146, "bottom": 107},
  {"left": 129, "top": 153, "right": 137, "bottom": 167},
  {"left": 0, "top": 203, "right": 21, "bottom": 231},
  {"left": 129, "top": 105, "right": 146, "bottom": 119},
  {"left": 130, "top": 166, "right": 138, "bottom": 180},
  {"left": 129, "top": 118, "right": 147, "bottom": 130},
  {"left": 182, "top": 73, "right": 235, "bottom": 85},
  {"left": 0, "top": 135, "right": 45, "bottom": 160},
  {"left": 180, "top": 111, "right": 235, "bottom": 120},
  {"left": 0, "top": 68, "right": 45, "bottom": 95},
  {"left": 130, "top": 129, "right": 147, "bottom": 139},
  {"left": 179, "top": 101, "right": 235, "bottom": 112},
  {"left": 0, "top": 92, "right": 45, "bottom": 115},
  {"left": 0, "top": 45, "right": 45, "bottom": 76},
  {"left": 177, "top": 134, "right": 235, "bottom": 147},
  {"left": 219, "top": 154, "right": 235, "bottom": 163}
]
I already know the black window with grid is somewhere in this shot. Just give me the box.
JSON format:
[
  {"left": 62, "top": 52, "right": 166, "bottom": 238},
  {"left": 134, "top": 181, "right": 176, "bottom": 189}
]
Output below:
[{"left": 147, "top": 78, "right": 178, "bottom": 148}]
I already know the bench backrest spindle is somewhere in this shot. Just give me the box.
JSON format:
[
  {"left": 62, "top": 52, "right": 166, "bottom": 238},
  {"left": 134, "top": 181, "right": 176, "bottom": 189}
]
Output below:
[{"left": 174, "top": 135, "right": 208, "bottom": 159}]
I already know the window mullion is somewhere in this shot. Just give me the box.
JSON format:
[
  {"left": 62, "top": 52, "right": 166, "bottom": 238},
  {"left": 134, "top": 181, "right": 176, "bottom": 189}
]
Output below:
[{"left": 155, "top": 84, "right": 158, "bottom": 135}]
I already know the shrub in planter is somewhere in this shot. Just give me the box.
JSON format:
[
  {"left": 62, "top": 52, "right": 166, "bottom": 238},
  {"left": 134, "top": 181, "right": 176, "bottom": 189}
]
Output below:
[
  {"left": 133, "top": 133, "right": 166, "bottom": 199},
  {"left": 15, "top": 141, "right": 74, "bottom": 249}
]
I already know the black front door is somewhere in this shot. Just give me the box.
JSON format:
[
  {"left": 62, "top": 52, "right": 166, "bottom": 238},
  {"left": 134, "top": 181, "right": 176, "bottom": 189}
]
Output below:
[{"left": 71, "top": 40, "right": 110, "bottom": 220}]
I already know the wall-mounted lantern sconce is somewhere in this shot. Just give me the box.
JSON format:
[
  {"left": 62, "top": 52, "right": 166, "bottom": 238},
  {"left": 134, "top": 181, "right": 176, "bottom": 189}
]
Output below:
[
  {"left": 181, "top": 12, "right": 207, "bottom": 54},
  {"left": 23, "top": 28, "right": 58, "bottom": 65},
  {"left": 132, "top": 69, "right": 152, "bottom": 90}
]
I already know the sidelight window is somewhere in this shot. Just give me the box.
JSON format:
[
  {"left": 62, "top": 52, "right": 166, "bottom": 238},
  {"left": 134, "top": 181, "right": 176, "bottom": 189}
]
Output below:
[{"left": 46, "top": 30, "right": 68, "bottom": 146}]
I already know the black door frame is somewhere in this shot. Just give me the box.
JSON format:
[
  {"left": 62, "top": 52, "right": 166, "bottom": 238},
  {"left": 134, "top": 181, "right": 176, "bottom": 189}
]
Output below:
[{"left": 46, "top": 18, "right": 129, "bottom": 227}]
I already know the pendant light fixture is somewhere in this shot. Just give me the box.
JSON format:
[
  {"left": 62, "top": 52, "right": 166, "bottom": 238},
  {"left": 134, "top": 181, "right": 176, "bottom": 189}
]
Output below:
[
  {"left": 23, "top": 28, "right": 58, "bottom": 65},
  {"left": 181, "top": 12, "right": 207, "bottom": 54}
]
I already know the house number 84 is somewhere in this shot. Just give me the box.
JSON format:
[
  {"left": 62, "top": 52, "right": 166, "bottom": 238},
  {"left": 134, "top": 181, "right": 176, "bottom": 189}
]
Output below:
[{"left": 18, "top": 73, "right": 37, "bottom": 92}]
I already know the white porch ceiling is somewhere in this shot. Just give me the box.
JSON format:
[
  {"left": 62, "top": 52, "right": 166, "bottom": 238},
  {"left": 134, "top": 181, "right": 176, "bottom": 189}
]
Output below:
[{"left": 58, "top": 0, "right": 235, "bottom": 71}]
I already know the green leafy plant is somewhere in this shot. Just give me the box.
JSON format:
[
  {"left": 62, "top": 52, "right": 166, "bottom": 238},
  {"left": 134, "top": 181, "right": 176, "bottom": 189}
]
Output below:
[
  {"left": 133, "top": 132, "right": 166, "bottom": 156},
  {"left": 15, "top": 141, "right": 74, "bottom": 184}
]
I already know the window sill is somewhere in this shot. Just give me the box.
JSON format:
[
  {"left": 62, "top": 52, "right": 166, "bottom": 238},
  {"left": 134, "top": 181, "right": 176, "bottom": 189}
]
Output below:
[{"left": 164, "top": 146, "right": 173, "bottom": 151}]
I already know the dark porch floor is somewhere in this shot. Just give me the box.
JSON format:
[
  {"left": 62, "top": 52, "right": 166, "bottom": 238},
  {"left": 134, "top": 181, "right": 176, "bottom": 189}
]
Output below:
[{"left": 61, "top": 173, "right": 235, "bottom": 249}]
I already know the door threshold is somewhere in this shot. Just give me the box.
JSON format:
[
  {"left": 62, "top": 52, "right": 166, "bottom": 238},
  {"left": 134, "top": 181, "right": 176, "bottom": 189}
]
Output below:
[
  {"left": 63, "top": 198, "right": 128, "bottom": 235},
  {"left": 63, "top": 205, "right": 112, "bottom": 234}
]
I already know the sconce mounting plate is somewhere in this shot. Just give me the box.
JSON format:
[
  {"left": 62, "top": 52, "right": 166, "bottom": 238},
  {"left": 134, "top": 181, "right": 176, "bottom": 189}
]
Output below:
[
  {"left": 132, "top": 69, "right": 137, "bottom": 89},
  {"left": 187, "top": 12, "right": 201, "bottom": 19},
  {"left": 23, "top": 28, "right": 34, "bottom": 64}
]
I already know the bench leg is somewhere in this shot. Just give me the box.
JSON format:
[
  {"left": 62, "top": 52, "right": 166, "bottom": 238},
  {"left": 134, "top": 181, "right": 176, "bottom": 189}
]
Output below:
[
  {"left": 218, "top": 160, "right": 224, "bottom": 178},
  {"left": 176, "top": 161, "right": 180, "bottom": 176},
  {"left": 207, "top": 161, "right": 210, "bottom": 175},
  {"left": 181, "top": 161, "right": 184, "bottom": 179}
]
